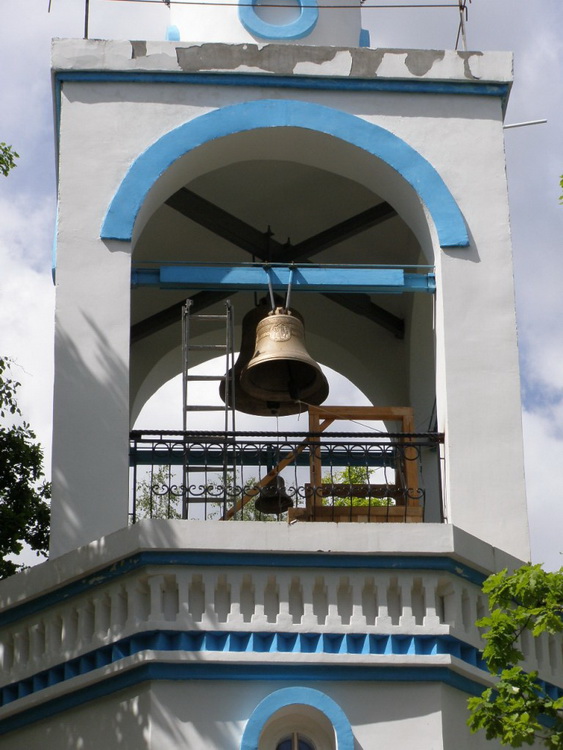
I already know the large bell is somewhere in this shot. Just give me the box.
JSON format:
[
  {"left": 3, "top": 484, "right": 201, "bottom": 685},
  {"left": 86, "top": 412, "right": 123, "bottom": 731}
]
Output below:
[
  {"left": 240, "top": 307, "right": 329, "bottom": 406},
  {"left": 254, "top": 475, "right": 293, "bottom": 515},
  {"left": 220, "top": 298, "right": 316, "bottom": 416}
]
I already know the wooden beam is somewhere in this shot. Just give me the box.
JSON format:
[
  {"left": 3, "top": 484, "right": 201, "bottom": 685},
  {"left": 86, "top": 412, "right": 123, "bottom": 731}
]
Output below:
[
  {"left": 323, "top": 292, "right": 404, "bottom": 338},
  {"left": 133, "top": 190, "right": 404, "bottom": 343},
  {"left": 276, "top": 201, "right": 397, "bottom": 262},
  {"left": 165, "top": 187, "right": 286, "bottom": 257}
]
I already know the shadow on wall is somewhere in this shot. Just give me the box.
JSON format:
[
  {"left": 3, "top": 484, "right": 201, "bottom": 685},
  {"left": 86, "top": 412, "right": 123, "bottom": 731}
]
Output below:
[
  {"left": 50, "top": 314, "right": 130, "bottom": 555},
  {"left": 32, "top": 687, "right": 151, "bottom": 749}
]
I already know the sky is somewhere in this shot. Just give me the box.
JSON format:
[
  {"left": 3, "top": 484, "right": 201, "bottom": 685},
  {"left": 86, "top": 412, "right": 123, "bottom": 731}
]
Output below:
[{"left": 0, "top": 0, "right": 562, "bottom": 568}]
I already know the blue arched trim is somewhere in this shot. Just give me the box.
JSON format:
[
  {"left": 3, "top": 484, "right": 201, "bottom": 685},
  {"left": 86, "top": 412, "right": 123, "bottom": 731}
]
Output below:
[
  {"left": 239, "top": 0, "right": 318, "bottom": 40},
  {"left": 101, "top": 99, "right": 468, "bottom": 248},
  {"left": 240, "top": 687, "right": 354, "bottom": 750}
]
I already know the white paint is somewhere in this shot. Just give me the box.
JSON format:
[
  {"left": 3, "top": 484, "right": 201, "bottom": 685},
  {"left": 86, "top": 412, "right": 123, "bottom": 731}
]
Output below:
[
  {"left": 1, "top": 523, "right": 556, "bottom": 747},
  {"left": 169, "top": 0, "right": 362, "bottom": 47},
  {"left": 52, "top": 39, "right": 513, "bottom": 82},
  {"left": 50, "top": 41, "right": 528, "bottom": 561}
]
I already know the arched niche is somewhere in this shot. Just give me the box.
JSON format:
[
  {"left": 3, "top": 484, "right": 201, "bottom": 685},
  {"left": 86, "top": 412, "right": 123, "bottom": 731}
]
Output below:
[
  {"left": 240, "top": 687, "right": 353, "bottom": 750},
  {"left": 101, "top": 101, "right": 463, "bottom": 425}
]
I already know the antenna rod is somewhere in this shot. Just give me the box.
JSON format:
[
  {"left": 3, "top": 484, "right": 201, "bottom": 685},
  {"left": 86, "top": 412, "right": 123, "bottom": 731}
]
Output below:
[
  {"left": 84, "top": 0, "right": 90, "bottom": 38},
  {"left": 504, "top": 119, "right": 547, "bottom": 130}
]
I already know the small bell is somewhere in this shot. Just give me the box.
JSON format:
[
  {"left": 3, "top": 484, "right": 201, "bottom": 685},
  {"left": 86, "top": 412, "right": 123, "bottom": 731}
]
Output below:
[
  {"left": 240, "top": 307, "right": 329, "bottom": 406},
  {"left": 254, "top": 475, "right": 293, "bottom": 515}
]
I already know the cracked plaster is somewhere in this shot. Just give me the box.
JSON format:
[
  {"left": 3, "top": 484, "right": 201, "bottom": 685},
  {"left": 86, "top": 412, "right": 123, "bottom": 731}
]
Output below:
[{"left": 52, "top": 39, "right": 512, "bottom": 85}]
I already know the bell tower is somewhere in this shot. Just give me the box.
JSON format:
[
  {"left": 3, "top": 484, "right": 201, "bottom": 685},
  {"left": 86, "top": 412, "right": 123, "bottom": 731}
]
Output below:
[{"left": 1, "top": 2, "right": 560, "bottom": 748}]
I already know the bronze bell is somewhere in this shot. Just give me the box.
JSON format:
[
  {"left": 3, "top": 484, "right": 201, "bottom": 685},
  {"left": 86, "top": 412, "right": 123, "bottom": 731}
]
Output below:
[
  {"left": 240, "top": 307, "right": 329, "bottom": 406},
  {"left": 255, "top": 475, "right": 293, "bottom": 515},
  {"left": 220, "top": 298, "right": 312, "bottom": 416}
]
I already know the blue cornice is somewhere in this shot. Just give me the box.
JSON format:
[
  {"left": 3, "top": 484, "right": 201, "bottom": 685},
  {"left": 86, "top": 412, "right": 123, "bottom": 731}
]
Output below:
[
  {"left": 0, "top": 552, "right": 486, "bottom": 628},
  {"left": 55, "top": 70, "right": 509, "bottom": 101},
  {"left": 0, "top": 630, "right": 487, "bottom": 711},
  {"left": 2, "top": 628, "right": 560, "bottom": 737},
  {"left": 2, "top": 664, "right": 483, "bottom": 737},
  {"left": 0, "top": 644, "right": 490, "bottom": 735}
]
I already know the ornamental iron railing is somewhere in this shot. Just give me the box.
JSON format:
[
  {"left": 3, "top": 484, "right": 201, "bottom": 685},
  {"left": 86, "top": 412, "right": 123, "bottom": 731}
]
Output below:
[{"left": 129, "top": 430, "right": 443, "bottom": 524}]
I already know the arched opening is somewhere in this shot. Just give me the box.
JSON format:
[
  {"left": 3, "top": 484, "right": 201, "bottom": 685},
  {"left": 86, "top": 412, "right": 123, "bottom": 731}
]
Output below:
[
  {"left": 240, "top": 687, "right": 353, "bottom": 750},
  {"left": 123, "top": 103, "right": 452, "bottom": 526},
  {"left": 130, "top": 151, "right": 434, "bottom": 423}
]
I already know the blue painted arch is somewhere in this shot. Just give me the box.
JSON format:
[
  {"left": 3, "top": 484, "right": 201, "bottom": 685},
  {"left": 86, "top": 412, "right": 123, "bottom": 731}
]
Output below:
[
  {"left": 101, "top": 99, "right": 468, "bottom": 248},
  {"left": 240, "top": 687, "right": 354, "bottom": 750}
]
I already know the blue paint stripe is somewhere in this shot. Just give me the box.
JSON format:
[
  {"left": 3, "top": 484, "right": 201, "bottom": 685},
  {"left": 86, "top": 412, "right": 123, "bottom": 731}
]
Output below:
[
  {"left": 131, "top": 265, "right": 435, "bottom": 294},
  {"left": 3, "top": 656, "right": 559, "bottom": 741},
  {"left": 56, "top": 70, "right": 509, "bottom": 100},
  {"left": 0, "top": 630, "right": 489, "bottom": 710},
  {"left": 0, "top": 661, "right": 490, "bottom": 737},
  {"left": 0, "top": 553, "right": 486, "bottom": 627},
  {"left": 99, "top": 99, "right": 469, "bottom": 248}
]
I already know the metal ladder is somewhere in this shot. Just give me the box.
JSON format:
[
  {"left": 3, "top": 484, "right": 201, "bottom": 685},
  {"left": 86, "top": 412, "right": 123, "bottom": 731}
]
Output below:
[{"left": 181, "top": 299, "right": 236, "bottom": 518}]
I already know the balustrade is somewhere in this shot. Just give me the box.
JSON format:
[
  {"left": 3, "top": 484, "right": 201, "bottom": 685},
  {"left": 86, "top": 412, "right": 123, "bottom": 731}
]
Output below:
[{"left": 0, "top": 565, "right": 524, "bottom": 686}]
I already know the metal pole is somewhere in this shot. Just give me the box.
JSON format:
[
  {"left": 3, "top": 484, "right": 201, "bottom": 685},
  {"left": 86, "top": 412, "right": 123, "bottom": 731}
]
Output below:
[
  {"left": 84, "top": 0, "right": 90, "bottom": 38},
  {"left": 504, "top": 119, "right": 547, "bottom": 130}
]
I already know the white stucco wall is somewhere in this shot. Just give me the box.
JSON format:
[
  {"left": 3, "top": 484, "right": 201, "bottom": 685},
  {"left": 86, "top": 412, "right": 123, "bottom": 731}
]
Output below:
[
  {"left": 50, "top": 40, "right": 528, "bottom": 560},
  {"left": 0, "top": 680, "right": 512, "bottom": 749},
  {"left": 2, "top": 523, "right": 552, "bottom": 748}
]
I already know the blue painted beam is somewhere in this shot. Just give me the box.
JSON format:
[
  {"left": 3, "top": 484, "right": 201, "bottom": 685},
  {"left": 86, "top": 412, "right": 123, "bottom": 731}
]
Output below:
[{"left": 131, "top": 266, "right": 435, "bottom": 294}]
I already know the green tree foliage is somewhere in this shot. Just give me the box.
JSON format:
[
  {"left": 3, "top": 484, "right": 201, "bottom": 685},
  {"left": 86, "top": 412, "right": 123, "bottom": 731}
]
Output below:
[
  {"left": 0, "top": 143, "right": 18, "bottom": 177},
  {"left": 135, "top": 465, "right": 182, "bottom": 520},
  {"left": 321, "top": 465, "right": 395, "bottom": 507},
  {"left": 0, "top": 358, "right": 51, "bottom": 579},
  {"left": 134, "top": 466, "right": 276, "bottom": 521},
  {"left": 467, "top": 565, "right": 563, "bottom": 748}
]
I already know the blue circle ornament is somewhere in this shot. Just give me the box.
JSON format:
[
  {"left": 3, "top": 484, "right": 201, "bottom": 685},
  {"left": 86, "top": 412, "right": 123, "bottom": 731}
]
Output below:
[{"left": 239, "top": 0, "right": 319, "bottom": 40}]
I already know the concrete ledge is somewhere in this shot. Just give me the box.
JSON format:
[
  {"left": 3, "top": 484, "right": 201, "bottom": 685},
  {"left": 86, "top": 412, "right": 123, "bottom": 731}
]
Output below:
[
  {"left": 0, "top": 522, "right": 523, "bottom": 612},
  {"left": 52, "top": 39, "right": 513, "bottom": 84}
]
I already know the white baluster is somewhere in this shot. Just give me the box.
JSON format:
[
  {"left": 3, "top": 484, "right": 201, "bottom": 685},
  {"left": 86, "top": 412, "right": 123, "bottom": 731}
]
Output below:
[
  {"left": 199, "top": 570, "right": 216, "bottom": 630},
  {"left": 398, "top": 572, "right": 416, "bottom": 629},
  {"left": 325, "top": 573, "right": 341, "bottom": 628},
  {"left": 301, "top": 575, "right": 316, "bottom": 630},
  {"left": 277, "top": 572, "right": 293, "bottom": 630},
  {"left": 227, "top": 571, "right": 244, "bottom": 628},
  {"left": 93, "top": 592, "right": 111, "bottom": 641},
  {"left": 375, "top": 575, "right": 393, "bottom": 629},
  {"left": 250, "top": 571, "right": 267, "bottom": 628},
  {"left": 60, "top": 607, "right": 78, "bottom": 656},
  {"left": 12, "top": 629, "right": 29, "bottom": 678},
  {"left": 176, "top": 569, "right": 193, "bottom": 626},
  {"left": 422, "top": 575, "right": 442, "bottom": 629},
  {"left": 349, "top": 574, "right": 365, "bottom": 629},
  {"left": 110, "top": 584, "right": 128, "bottom": 637},
  {"left": 147, "top": 574, "right": 166, "bottom": 623}
]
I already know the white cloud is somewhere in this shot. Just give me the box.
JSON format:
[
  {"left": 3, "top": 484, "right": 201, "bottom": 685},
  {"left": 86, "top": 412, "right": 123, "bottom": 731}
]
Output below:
[
  {"left": 0, "top": 193, "right": 55, "bottom": 466},
  {"left": 523, "top": 410, "right": 563, "bottom": 571}
]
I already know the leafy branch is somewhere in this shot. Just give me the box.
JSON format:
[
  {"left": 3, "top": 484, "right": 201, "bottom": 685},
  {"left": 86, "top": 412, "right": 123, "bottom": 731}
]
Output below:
[
  {"left": 468, "top": 565, "right": 563, "bottom": 748},
  {"left": 0, "top": 143, "right": 19, "bottom": 177},
  {"left": 0, "top": 358, "right": 50, "bottom": 578}
]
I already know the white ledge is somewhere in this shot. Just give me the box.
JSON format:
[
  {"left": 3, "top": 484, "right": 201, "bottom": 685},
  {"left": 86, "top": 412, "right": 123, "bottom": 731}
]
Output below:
[
  {"left": 51, "top": 39, "right": 513, "bottom": 85},
  {"left": 0, "top": 522, "right": 523, "bottom": 613}
]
